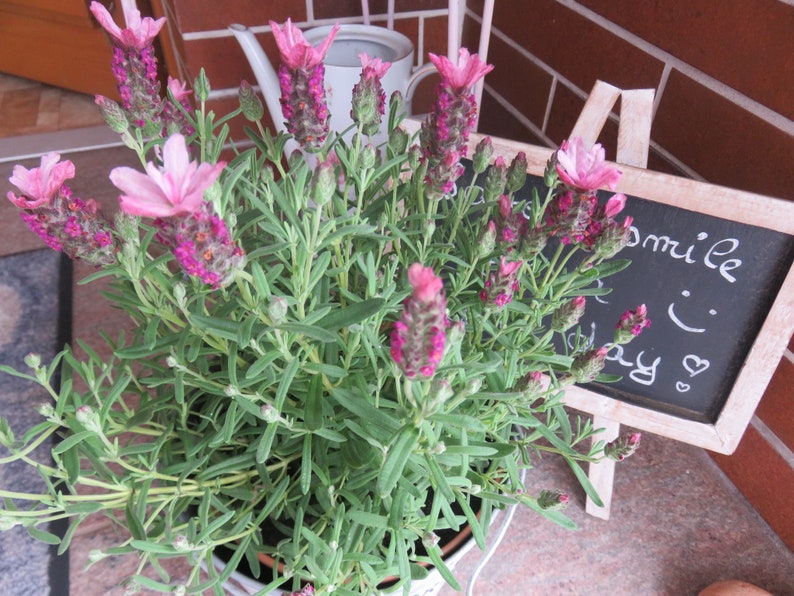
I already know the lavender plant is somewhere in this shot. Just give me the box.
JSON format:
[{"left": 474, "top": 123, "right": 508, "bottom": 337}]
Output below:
[{"left": 0, "top": 4, "right": 648, "bottom": 595}]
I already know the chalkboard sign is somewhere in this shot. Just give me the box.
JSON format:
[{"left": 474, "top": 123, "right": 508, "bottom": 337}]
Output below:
[
  {"left": 440, "top": 123, "right": 794, "bottom": 455},
  {"left": 570, "top": 192, "right": 794, "bottom": 423}
]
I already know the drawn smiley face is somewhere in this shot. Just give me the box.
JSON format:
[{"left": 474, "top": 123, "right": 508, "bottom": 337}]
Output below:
[{"left": 667, "top": 290, "right": 718, "bottom": 333}]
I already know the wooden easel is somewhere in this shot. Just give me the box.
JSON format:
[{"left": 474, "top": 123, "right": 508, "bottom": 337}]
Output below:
[{"left": 568, "top": 80, "right": 656, "bottom": 519}]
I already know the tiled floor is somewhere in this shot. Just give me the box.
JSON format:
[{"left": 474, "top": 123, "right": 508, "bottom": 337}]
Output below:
[
  {"left": 2, "top": 77, "right": 794, "bottom": 595},
  {"left": 0, "top": 73, "right": 105, "bottom": 138}
]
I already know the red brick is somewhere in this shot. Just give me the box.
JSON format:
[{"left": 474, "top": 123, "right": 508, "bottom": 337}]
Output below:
[
  {"left": 545, "top": 83, "right": 619, "bottom": 158},
  {"left": 475, "top": 32, "right": 553, "bottom": 128},
  {"left": 710, "top": 426, "right": 794, "bottom": 552},
  {"left": 162, "top": 0, "right": 303, "bottom": 32},
  {"left": 314, "top": 0, "right": 446, "bottom": 20},
  {"left": 487, "top": 0, "right": 665, "bottom": 96},
  {"left": 182, "top": 35, "right": 278, "bottom": 92},
  {"left": 578, "top": 0, "right": 794, "bottom": 120},
  {"left": 477, "top": 92, "right": 546, "bottom": 148},
  {"left": 755, "top": 358, "right": 794, "bottom": 451},
  {"left": 654, "top": 70, "right": 794, "bottom": 201}
]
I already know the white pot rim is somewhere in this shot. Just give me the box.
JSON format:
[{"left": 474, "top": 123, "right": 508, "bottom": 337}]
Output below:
[{"left": 304, "top": 23, "right": 414, "bottom": 64}]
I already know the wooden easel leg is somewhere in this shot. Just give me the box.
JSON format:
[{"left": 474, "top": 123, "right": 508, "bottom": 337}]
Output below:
[{"left": 586, "top": 415, "right": 620, "bottom": 519}]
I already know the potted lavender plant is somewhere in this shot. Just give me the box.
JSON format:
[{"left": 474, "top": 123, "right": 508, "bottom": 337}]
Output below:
[{"left": 0, "top": 4, "right": 645, "bottom": 595}]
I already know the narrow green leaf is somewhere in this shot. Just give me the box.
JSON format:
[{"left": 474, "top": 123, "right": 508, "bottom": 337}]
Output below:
[
  {"left": 377, "top": 425, "right": 419, "bottom": 498},
  {"left": 51, "top": 431, "right": 95, "bottom": 455},
  {"left": 27, "top": 525, "right": 61, "bottom": 545},
  {"left": 426, "top": 547, "right": 461, "bottom": 591},
  {"left": 125, "top": 502, "right": 146, "bottom": 541},
  {"left": 305, "top": 374, "right": 324, "bottom": 431},
  {"left": 188, "top": 314, "right": 239, "bottom": 342},
  {"left": 319, "top": 298, "right": 385, "bottom": 330},
  {"left": 565, "top": 457, "right": 603, "bottom": 507},
  {"left": 301, "top": 433, "right": 312, "bottom": 494},
  {"left": 278, "top": 322, "right": 337, "bottom": 343}
]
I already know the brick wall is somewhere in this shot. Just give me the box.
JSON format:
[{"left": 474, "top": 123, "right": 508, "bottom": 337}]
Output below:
[
  {"left": 149, "top": 0, "right": 794, "bottom": 552},
  {"left": 460, "top": 0, "right": 794, "bottom": 551}
]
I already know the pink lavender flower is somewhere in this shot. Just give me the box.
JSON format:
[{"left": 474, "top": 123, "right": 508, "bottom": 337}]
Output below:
[
  {"left": 289, "top": 586, "right": 314, "bottom": 596},
  {"left": 7, "top": 152, "right": 76, "bottom": 209},
  {"left": 89, "top": 0, "right": 165, "bottom": 51},
  {"left": 586, "top": 193, "right": 632, "bottom": 257},
  {"left": 480, "top": 257, "right": 523, "bottom": 308},
  {"left": 420, "top": 49, "right": 493, "bottom": 197},
  {"left": 430, "top": 48, "right": 494, "bottom": 93},
  {"left": 551, "top": 296, "right": 586, "bottom": 333},
  {"left": 271, "top": 19, "right": 338, "bottom": 70},
  {"left": 350, "top": 53, "right": 391, "bottom": 136},
  {"left": 162, "top": 76, "right": 195, "bottom": 135},
  {"left": 543, "top": 189, "right": 597, "bottom": 245},
  {"left": 154, "top": 201, "right": 245, "bottom": 289},
  {"left": 555, "top": 137, "right": 622, "bottom": 192},
  {"left": 110, "top": 134, "right": 226, "bottom": 218},
  {"left": 614, "top": 304, "right": 651, "bottom": 344},
  {"left": 390, "top": 264, "right": 449, "bottom": 379},
  {"left": 8, "top": 153, "right": 116, "bottom": 265},
  {"left": 604, "top": 432, "right": 642, "bottom": 461},
  {"left": 90, "top": 1, "right": 164, "bottom": 129},
  {"left": 270, "top": 19, "right": 339, "bottom": 148}
]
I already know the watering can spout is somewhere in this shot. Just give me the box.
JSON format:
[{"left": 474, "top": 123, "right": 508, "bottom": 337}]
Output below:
[{"left": 228, "top": 23, "right": 285, "bottom": 134}]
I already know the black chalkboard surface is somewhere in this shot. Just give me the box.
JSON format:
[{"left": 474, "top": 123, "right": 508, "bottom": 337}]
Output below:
[
  {"left": 460, "top": 161, "right": 794, "bottom": 425},
  {"left": 574, "top": 192, "right": 794, "bottom": 423}
]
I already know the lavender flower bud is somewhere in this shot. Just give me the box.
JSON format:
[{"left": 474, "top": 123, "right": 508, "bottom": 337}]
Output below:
[
  {"left": 569, "top": 346, "right": 608, "bottom": 383},
  {"left": 538, "top": 489, "right": 570, "bottom": 511},
  {"left": 551, "top": 296, "right": 586, "bottom": 333},
  {"left": 268, "top": 296, "right": 288, "bottom": 325},
  {"left": 24, "top": 353, "right": 42, "bottom": 369},
  {"left": 544, "top": 151, "right": 559, "bottom": 188},
  {"left": 604, "top": 432, "right": 642, "bottom": 461},
  {"left": 360, "top": 143, "right": 377, "bottom": 170},
  {"left": 483, "top": 156, "right": 508, "bottom": 202},
  {"left": 260, "top": 404, "right": 280, "bottom": 423},
  {"left": 310, "top": 159, "right": 336, "bottom": 206},
  {"left": 171, "top": 535, "right": 192, "bottom": 552},
  {"left": 388, "top": 127, "right": 409, "bottom": 156},
  {"left": 506, "top": 151, "right": 528, "bottom": 193},
  {"left": 515, "top": 371, "right": 544, "bottom": 400},
  {"left": 238, "top": 80, "right": 265, "bottom": 122},
  {"left": 614, "top": 304, "right": 651, "bottom": 344},
  {"left": 95, "top": 95, "right": 129, "bottom": 134},
  {"left": 422, "top": 531, "right": 440, "bottom": 550},
  {"left": 75, "top": 405, "right": 100, "bottom": 432},
  {"left": 472, "top": 137, "right": 494, "bottom": 174},
  {"left": 477, "top": 221, "right": 497, "bottom": 258},
  {"left": 193, "top": 68, "right": 210, "bottom": 102},
  {"left": 408, "top": 144, "right": 422, "bottom": 170}
]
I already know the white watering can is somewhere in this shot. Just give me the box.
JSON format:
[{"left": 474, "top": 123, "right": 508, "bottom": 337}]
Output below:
[{"left": 229, "top": 22, "right": 436, "bottom": 145}]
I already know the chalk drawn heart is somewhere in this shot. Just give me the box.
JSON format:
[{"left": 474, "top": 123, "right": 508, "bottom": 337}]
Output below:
[
  {"left": 683, "top": 355, "right": 710, "bottom": 377},
  {"left": 676, "top": 381, "right": 691, "bottom": 392}
]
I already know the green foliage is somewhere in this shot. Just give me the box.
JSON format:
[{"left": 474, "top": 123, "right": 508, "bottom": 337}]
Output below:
[{"left": 0, "top": 85, "right": 640, "bottom": 595}]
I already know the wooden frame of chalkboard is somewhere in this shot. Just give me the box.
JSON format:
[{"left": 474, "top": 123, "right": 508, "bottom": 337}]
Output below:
[{"left": 403, "top": 119, "right": 794, "bottom": 456}]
